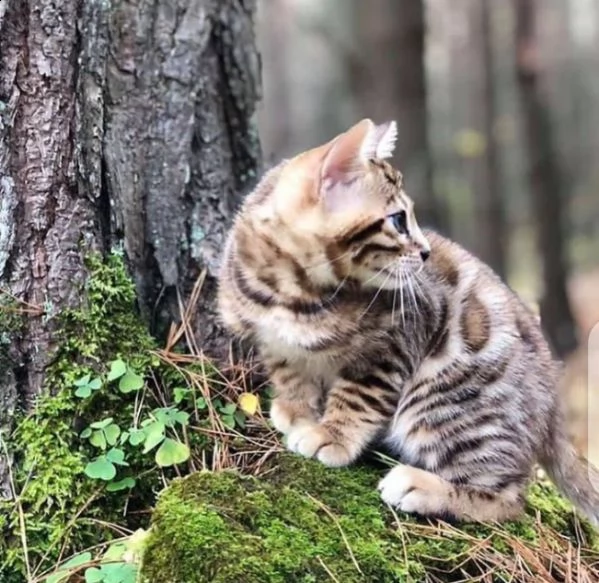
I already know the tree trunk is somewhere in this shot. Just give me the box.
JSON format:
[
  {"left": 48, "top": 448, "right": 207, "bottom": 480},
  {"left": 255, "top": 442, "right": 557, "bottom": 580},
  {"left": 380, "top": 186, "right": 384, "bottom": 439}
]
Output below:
[
  {"left": 0, "top": 0, "right": 261, "bottom": 491},
  {"left": 352, "top": 0, "right": 444, "bottom": 231},
  {"left": 514, "top": 0, "right": 578, "bottom": 357},
  {"left": 468, "top": 0, "right": 508, "bottom": 278}
]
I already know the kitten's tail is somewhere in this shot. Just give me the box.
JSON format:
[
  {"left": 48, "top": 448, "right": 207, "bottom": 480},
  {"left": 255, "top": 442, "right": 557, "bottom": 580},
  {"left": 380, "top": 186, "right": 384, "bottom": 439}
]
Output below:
[{"left": 541, "top": 416, "right": 599, "bottom": 528}]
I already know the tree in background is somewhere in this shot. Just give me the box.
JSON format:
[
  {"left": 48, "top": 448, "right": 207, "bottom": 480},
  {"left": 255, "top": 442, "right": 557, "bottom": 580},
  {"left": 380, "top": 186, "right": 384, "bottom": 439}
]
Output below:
[
  {"left": 514, "top": 0, "right": 578, "bottom": 357},
  {"left": 352, "top": 0, "right": 444, "bottom": 230},
  {"left": 468, "top": 0, "right": 508, "bottom": 278},
  {"left": 0, "top": 0, "right": 261, "bottom": 490}
]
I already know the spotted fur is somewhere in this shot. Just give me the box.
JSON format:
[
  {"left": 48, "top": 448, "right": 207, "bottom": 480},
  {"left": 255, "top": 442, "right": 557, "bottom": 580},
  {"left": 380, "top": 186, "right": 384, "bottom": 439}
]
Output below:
[{"left": 217, "top": 119, "right": 599, "bottom": 525}]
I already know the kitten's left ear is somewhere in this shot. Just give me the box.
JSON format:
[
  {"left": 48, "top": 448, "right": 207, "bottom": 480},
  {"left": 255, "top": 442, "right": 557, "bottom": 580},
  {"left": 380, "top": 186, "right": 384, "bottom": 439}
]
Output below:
[
  {"left": 320, "top": 119, "right": 398, "bottom": 190},
  {"left": 360, "top": 120, "right": 398, "bottom": 160}
]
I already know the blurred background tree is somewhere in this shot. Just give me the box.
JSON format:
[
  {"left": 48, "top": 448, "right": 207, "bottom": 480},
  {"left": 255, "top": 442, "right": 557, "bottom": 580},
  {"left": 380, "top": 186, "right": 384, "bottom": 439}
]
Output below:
[{"left": 257, "top": 0, "right": 599, "bottom": 457}]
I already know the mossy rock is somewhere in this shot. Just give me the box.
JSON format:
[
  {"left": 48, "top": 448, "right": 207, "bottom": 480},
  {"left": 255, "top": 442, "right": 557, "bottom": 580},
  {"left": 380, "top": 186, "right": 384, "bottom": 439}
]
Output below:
[{"left": 140, "top": 455, "right": 599, "bottom": 582}]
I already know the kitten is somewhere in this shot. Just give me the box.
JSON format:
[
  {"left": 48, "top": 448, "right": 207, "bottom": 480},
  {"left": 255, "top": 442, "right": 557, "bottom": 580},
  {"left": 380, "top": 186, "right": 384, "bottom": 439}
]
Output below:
[{"left": 217, "top": 119, "right": 599, "bottom": 525}]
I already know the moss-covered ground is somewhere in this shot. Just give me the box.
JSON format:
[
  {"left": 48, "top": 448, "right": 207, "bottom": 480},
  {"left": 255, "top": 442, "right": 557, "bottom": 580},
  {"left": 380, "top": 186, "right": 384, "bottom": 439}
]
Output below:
[
  {"left": 2, "top": 252, "right": 598, "bottom": 583},
  {"left": 141, "top": 455, "right": 599, "bottom": 583}
]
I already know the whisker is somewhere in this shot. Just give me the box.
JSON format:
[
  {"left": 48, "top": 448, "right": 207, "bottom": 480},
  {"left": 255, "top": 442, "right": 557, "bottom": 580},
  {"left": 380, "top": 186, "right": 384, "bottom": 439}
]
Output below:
[
  {"left": 399, "top": 267, "right": 406, "bottom": 327},
  {"left": 305, "top": 249, "right": 353, "bottom": 272},
  {"left": 405, "top": 270, "right": 421, "bottom": 318},
  {"left": 359, "top": 268, "right": 393, "bottom": 319},
  {"left": 326, "top": 274, "right": 350, "bottom": 304},
  {"left": 391, "top": 266, "right": 398, "bottom": 326},
  {"left": 361, "top": 264, "right": 391, "bottom": 286}
]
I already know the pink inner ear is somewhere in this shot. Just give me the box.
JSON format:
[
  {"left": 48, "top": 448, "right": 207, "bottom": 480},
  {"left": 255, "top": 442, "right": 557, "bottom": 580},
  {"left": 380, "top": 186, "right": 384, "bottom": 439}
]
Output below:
[{"left": 320, "top": 119, "right": 373, "bottom": 190}]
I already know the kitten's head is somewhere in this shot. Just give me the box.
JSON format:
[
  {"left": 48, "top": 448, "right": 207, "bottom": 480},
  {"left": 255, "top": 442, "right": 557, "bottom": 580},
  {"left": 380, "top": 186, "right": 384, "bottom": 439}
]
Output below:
[{"left": 239, "top": 119, "right": 430, "bottom": 292}]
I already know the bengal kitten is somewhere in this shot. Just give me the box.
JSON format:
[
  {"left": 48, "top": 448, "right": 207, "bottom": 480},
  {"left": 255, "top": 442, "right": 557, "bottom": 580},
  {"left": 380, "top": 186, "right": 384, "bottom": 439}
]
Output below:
[{"left": 217, "top": 119, "right": 599, "bottom": 525}]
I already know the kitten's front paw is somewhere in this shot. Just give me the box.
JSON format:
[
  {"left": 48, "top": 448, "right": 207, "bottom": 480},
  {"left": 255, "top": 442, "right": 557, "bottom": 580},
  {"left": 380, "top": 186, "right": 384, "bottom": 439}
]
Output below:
[
  {"left": 377, "top": 464, "right": 446, "bottom": 515},
  {"left": 270, "top": 399, "right": 316, "bottom": 435},
  {"left": 287, "top": 424, "right": 354, "bottom": 467}
]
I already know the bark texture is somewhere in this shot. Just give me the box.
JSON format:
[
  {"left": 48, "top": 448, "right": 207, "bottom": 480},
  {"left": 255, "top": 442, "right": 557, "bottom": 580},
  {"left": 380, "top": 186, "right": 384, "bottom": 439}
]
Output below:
[
  {"left": 0, "top": 0, "right": 261, "bottom": 494},
  {"left": 514, "top": 0, "right": 578, "bottom": 357}
]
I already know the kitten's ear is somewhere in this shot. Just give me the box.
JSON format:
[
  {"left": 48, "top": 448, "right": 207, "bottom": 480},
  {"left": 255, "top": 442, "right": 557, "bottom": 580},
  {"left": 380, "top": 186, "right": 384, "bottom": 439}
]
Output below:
[
  {"left": 361, "top": 120, "right": 398, "bottom": 160},
  {"left": 320, "top": 119, "right": 398, "bottom": 190}
]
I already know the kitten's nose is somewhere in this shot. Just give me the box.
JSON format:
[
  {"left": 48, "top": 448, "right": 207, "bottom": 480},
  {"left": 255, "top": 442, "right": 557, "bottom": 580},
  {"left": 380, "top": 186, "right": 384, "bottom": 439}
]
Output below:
[{"left": 420, "top": 249, "right": 430, "bottom": 262}]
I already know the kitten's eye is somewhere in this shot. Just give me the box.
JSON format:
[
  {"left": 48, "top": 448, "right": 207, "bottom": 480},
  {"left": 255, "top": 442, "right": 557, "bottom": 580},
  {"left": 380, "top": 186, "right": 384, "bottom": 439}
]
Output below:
[{"left": 389, "top": 211, "right": 408, "bottom": 235}]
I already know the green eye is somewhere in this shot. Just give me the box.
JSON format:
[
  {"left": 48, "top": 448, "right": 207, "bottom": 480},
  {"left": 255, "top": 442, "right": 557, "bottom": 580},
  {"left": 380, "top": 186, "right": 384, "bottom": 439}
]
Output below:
[{"left": 389, "top": 211, "right": 408, "bottom": 235}]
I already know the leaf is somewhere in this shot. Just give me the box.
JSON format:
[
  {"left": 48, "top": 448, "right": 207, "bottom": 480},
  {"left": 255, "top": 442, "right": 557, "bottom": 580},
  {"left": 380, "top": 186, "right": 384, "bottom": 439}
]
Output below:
[
  {"left": 84, "top": 567, "right": 104, "bottom": 583},
  {"left": 103, "top": 542, "right": 127, "bottom": 561},
  {"left": 101, "top": 563, "right": 138, "bottom": 583},
  {"left": 88, "top": 377, "right": 103, "bottom": 390},
  {"left": 142, "top": 422, "right": 165, "bottom": 454},
  {"left": 221, "top": 415, "right": 235, "bottom": 429},
  {"left": 89, "top": 430, "right": 107, "bottom": 450},
  {"left": 61, "top": 552, "right": 93, "bottom": 569},
  {"left": 84, "top": 456, "right": 116, "bottom": 481},
  {"left": 238, "top": 392, "right": 259, "bottom": 415},
  {"left": 47, "top": 553, "right": 93, "bottom": 583},
  {"left": 75, "top": 386, "right": 92, "bottom": 398},
  {"left": 155, "top": 438, "right": 190, "bottom": 467},
  {"left": 106, "top": 477, "right": 136, "bottom": 492},
  {"left": 174, "top": 410, "right": 190, "bottom": 426},
  {"left": 234, "top": 410, "right": 246, "bottom": 428},
  {"left": 80, "top": 427, "right": 92, "bottom": 439},
  {"left": 74, "top": 374, "right": 91, "bottom": 387},
  {"left": 196, "top": 396, "right": 207, "bottom": 410},
  {"left": 119, "top": 371, "right": 144, "bottom": 393},
  {"left": 107, "top": 359, "right": 127, "bottom": 381},
  {"left": 128, "top": 429, "right": 145, "bottom": 446},
  {"left": 106, "top": 448, "right": 128, "bottom": 466},
  {"left": 220, "top": 403, "right": 237, "bottom": 415},
  {"left": 152, "top": 407, "right": 174, "bottom": 426},
  {"left": 90, "top": 417, "right": 114, "bottom": 429},
  {"left": 173, "top": 387, "right": 189, "bottom": 404},
  {"left": 104, "top": 424, "right": 121, "bottom": 446}
]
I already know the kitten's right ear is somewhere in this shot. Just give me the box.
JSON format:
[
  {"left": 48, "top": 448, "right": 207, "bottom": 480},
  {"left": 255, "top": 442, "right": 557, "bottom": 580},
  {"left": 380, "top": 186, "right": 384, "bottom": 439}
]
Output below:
[
  {"left": 319, "top": 118, "right": 398, "bottom": 211},
  {"left": 320, "top": 119, "right": 374, "bottom": 191}
]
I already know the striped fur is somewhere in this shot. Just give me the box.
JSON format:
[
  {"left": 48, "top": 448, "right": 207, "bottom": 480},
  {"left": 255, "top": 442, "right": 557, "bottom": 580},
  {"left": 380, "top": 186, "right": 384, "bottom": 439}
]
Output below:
[{"left": 217, "top": 119, "right": 599, "bottom": 525}]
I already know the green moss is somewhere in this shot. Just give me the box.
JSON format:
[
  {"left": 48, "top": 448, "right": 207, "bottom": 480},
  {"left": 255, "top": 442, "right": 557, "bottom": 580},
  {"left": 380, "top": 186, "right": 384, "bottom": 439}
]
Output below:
[
  {"left": 0, "top": 252, "right": 157, "bottom": 581},
  {"left": 140, "top": 456, "right": 599, "bottom": 583}
]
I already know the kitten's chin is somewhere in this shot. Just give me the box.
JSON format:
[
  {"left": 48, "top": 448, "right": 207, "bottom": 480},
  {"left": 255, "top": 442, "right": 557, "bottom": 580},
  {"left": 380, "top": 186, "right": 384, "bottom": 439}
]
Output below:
[{"left": 359, "top": 264, "right": 422, "bottom": 291}]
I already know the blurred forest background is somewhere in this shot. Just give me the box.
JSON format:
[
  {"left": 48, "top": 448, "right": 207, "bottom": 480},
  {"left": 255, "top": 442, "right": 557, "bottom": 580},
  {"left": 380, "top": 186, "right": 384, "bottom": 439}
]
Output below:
[{"left": 256, "top": 0, "right": 599, "bottom": 463}]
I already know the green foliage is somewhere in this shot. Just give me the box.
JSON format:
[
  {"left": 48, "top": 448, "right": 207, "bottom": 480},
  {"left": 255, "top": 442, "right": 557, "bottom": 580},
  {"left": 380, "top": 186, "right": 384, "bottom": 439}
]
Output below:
[
  {"left": 140, "top": 456, "right": 599, "bottom": 583},
  {"left": 47, "top": 535, "right": 145, "bottom": 583},
  {"left": 0, "top": 253, "right": 158, "bottom": 582},
  {"left": 0, "top": 252, "right": 238, "bottom": 583}
]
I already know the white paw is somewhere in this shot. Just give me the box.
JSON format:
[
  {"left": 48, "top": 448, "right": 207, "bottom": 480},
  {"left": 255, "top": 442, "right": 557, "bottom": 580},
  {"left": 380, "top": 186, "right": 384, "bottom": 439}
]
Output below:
[
  {"left": 270, "top": 400, "right": 317, "bottom": 435},
  {"left": 287, "top": 424, "right": 324, "bottom": 458},
  {"left": 377, "top": 464, "right": 417, "bottom": 508},
  {"left": 270, "top": 400, "right": 294, "bottom": 434},
  {"left": 316, "top": 442, "right": 353, "bottom": 467}
]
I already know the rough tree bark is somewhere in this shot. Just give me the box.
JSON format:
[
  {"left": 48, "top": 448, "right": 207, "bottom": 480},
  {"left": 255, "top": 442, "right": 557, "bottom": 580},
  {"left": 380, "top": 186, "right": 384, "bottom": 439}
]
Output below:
[
  {"left": 352, "top": 0, "right": 444, "bottom": 231},
  {"left": 514, "top": 0, "right": 578, "bottom": 357},
  {"left": 0, "top": 0, "right": 261, "bottom": 492}
]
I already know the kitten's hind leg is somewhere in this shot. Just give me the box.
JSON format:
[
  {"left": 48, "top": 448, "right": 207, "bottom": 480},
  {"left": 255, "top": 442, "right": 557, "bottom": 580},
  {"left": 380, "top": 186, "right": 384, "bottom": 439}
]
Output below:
[{"left": 378, "top": 464, "right": 524, "bottom": 523}]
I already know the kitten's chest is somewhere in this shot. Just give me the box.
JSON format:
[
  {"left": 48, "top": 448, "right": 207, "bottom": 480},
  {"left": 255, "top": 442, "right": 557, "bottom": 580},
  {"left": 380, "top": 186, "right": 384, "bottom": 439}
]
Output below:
[{"left": 255, "top": 316, "right": 342, "bottom": 385}]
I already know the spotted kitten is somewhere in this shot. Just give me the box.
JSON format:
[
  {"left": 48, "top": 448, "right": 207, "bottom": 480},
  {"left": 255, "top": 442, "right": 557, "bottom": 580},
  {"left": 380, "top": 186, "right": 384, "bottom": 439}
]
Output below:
[{"left": 217, "top": 119, "right": 599, "bottom": 525}]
